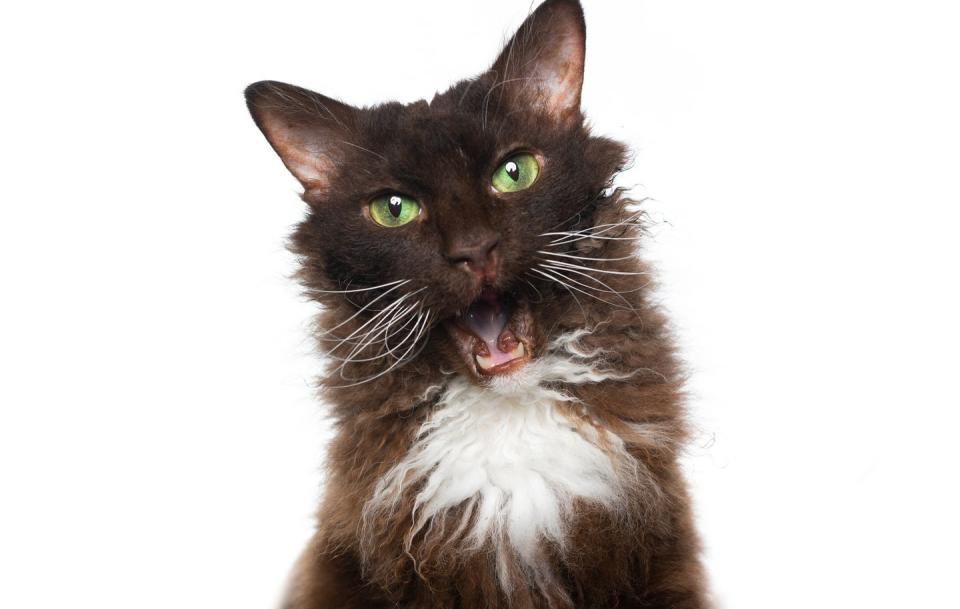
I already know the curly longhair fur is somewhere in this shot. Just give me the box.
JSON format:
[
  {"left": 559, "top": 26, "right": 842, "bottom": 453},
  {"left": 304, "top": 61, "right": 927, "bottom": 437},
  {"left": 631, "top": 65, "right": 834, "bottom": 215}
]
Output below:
[{"left": 244, "top": 1, "right": 711, "bottom": 607}]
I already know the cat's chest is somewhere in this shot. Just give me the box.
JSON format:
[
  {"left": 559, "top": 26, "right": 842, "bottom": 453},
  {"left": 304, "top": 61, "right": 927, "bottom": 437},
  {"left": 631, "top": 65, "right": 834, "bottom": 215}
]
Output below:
[
  {"left": 366, "top": 370, "right": 632, "bottom": 566},
  {"left": 409, "top": 382, "right": 619, "bottom": 515}
]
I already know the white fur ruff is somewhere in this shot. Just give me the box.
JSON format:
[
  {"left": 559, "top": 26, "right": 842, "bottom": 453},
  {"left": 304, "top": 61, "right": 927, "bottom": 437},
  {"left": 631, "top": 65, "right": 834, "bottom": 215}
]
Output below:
[{"left": 363, "top": 332, "right": 639, "bottom": 586}]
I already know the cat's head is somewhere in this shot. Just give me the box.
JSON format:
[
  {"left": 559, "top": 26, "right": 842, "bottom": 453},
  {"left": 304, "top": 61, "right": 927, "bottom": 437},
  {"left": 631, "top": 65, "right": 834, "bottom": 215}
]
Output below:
[{"left": 246, "top": 0, "right": 637, "bottom": 387}]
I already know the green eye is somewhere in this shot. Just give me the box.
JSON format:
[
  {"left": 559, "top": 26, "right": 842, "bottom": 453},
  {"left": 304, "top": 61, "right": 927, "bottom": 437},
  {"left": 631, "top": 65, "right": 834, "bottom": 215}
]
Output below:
[
  {"left": 368, "top": 194, "right": 421, "bottom": 227},
  {"left": 491, "top": 152, "right": 540, "bottom": 193}
]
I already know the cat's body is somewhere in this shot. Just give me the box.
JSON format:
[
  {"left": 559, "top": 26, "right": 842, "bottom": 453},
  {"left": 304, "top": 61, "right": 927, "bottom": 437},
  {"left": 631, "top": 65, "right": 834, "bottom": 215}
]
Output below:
[{"left": 245, "top": 1, "right": 709, "bottom": 607}]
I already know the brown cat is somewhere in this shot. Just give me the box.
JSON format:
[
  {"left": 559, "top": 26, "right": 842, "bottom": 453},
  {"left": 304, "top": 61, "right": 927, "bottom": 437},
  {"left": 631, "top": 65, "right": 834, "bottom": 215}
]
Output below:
[{"left": 244, "top": 1, "right": 710, "bottom": 607}]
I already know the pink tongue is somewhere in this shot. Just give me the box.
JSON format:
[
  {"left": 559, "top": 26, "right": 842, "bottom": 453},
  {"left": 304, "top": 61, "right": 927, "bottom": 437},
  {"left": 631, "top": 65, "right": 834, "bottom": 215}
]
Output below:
[{"left": 463, "top": 298, "right": 514, "bottom": 366}]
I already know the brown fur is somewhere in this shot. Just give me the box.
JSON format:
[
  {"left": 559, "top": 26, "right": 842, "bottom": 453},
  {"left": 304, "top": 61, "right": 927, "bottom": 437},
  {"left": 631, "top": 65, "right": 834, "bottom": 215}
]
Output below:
[{"left": 244, "top": 1, "right": 711, "bottom": 607}]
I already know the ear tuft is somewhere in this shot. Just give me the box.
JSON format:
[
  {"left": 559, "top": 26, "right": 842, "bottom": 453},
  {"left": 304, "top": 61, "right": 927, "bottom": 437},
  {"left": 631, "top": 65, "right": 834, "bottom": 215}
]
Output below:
[
  {"left": 491, "top": 0, "right": 586, "bottom": 121},
  {"left": 244, "top": 81, "right": 357, "bottom": 193}
]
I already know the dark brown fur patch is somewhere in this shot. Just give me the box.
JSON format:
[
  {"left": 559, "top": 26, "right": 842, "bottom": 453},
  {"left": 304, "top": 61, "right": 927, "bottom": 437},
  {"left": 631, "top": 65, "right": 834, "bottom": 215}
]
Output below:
[{"left": 245, "top": 1, "right": 711, "bottom": 607}]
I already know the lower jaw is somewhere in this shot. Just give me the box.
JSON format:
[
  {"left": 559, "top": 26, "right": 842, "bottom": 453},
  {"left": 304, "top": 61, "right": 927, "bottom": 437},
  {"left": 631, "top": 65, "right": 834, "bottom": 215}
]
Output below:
[{"left": 474, "top": 343, "right": 531, "bottom": 377}]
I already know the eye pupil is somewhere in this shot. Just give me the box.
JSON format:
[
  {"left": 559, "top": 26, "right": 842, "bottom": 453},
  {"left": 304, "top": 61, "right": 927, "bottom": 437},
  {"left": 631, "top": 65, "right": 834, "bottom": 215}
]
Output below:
[
  {"left": 505, "top": 161, "right": 520, "bottom": 181},
  {"left": 388, "top": 195, "right": 403, "bottom": 217},
  {"left": 490, "top": 152, "right": 539, "bottom": 193},
  {"left": 369, "top": 194, "right": 419, "bottom": 227}
]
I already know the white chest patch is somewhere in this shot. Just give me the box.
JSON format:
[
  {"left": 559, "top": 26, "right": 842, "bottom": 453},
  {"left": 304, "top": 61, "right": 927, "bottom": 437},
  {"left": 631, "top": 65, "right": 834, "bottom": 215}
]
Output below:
[{"left": 363, "top": 334, "right": 638, "bottom": 584}]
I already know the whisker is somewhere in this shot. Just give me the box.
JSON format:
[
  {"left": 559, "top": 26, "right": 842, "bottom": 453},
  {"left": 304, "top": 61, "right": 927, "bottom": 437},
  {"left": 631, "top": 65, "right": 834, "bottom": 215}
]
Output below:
[
  {"left": 538, "top": 258, "right": 649, "bottom": 277},
  {"left": 546, "top": 234, "right": 639, "bottom": 246},
  {"left": 383, "top": 300, "right": 423, "bottom": 357},
  {"left": 540, "top": 209, "right": 644, "bottom": 236},
  {"left": 329, "top": 296, "right": 410, "bottom": 341},
  {"left": 331, "top": 314, "right": 420, "bottom": 369},
  {"left": 534, "top": 267, "right": 635, "bottom": 311},
  {"left": 529, "top": 269, "right": 588, "bottom": 319},
  {"left": 326, "top": 299, "right": 412, "bottom": 355},
  {"left": 318, "top": 281, "right": 410, "bottom": 337},
  {"left": 329, "top": 287, "right": 426, "bottom": 349},
  {"left": 540, "top": 263, "right": 645, "bottom": 296},
  {"left": 334, "top": 311, "right": 433, "bottom": 387},
  {"left": 313, "top": 279, "right": 406, "bottom": 295},
  {"left": 537, "top": 250, "right": 638, "bottom": 263},
  {"left": 337, "top": 140, "right": 388, "bottom": 162},
  {"left": 539, "top": 264, "right": 638, "bottom": 311},
  {"left": 374, "top": 307, "right": 426, "bottom": 361},
  {"left": 541, "top": 222, "right": 638, "bottom": 240},
  {"left": 522, "top": 278, "right": 544, "bottom": 303},
  {"left": 335, "top": 308, "right": 429, "bottom": 378},
  {"left": 540, "top": 211, "right": 645, "bottom": 245},
  {"left": 325, "top": 301, "right": 421, "bottom": 363}
]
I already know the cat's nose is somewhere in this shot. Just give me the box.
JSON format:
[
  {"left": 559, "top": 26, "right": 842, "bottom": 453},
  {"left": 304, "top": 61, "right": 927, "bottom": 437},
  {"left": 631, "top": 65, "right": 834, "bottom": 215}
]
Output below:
[{"left": 446, "top": 236, "right": 500, "bottom": 282}]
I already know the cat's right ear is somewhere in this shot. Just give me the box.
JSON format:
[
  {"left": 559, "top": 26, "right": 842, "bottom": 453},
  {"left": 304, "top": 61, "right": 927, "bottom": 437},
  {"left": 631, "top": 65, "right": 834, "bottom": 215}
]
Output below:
[
  {"left": 244, "top": 81, "right": 357, "bottom": 194},
  {"left": 489, "top": 0, "right": 587, "bottom": 123}
]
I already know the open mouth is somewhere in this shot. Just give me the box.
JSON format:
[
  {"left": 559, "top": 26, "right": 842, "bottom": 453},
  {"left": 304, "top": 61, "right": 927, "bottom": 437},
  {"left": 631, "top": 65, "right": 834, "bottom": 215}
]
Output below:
[{"left": 445, "top": 288, "right": 534, "bottom": 378}]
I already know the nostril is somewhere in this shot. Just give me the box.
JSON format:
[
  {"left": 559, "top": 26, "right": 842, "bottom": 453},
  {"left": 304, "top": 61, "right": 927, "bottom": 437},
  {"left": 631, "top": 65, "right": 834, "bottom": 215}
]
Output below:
[{"left": 446, "top": 236, "right": 500, "bottom": 275}]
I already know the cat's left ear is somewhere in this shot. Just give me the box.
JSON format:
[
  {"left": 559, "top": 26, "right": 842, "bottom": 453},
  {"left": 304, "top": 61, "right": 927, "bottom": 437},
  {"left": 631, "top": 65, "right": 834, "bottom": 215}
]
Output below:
[
  {"left": 244, "top": 80, "right": 357, "bottom": 195},
  {"left": 489, "top": 0, "right": 586, "bottom": 122}
]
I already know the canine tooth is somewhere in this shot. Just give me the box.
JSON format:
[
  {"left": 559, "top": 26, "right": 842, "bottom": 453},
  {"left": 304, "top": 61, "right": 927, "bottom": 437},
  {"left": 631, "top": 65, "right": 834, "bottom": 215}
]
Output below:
[
  {"left": 476, "top": 354, "right": 494, "bottom": 370},
  {"left": 513, "top": 343, "right": 525, "bottom": 358}
]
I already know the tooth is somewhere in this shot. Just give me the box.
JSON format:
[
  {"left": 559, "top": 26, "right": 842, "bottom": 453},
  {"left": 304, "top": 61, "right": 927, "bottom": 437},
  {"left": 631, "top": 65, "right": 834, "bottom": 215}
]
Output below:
[
  {"left": 513, "top": 343, "right": 525, "bottom": 358},
  {"left": 476, "top": 354, "right": 494, "bottom": 370}
]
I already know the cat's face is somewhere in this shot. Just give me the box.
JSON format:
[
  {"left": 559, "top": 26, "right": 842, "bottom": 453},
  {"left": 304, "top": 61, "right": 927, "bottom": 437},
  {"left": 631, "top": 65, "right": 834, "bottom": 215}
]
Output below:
[{"left": 247, "top": 0, "right": 628, "bottom": 385}]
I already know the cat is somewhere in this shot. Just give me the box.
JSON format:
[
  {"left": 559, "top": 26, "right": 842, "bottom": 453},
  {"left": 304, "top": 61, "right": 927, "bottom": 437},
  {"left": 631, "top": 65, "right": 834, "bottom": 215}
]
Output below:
[{"left": 244, "top": 1, "right": 710, "bottom": 608}]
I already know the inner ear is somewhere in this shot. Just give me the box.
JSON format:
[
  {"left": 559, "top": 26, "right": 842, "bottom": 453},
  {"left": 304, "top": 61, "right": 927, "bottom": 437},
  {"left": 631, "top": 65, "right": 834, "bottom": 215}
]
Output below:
[
  {"left": 490, "top": 0, "right": 586, "bottom": 121},
  {"left": 244, "top": 80, "right": 358, "bottom": 194}
]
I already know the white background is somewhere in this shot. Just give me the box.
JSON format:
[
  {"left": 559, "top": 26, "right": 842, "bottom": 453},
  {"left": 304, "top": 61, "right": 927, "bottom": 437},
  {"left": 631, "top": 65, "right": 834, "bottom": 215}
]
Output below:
[{"left": 2, "top": 1, "right": 959, "bottom": 607}]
